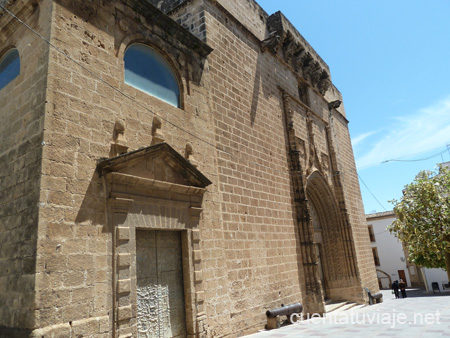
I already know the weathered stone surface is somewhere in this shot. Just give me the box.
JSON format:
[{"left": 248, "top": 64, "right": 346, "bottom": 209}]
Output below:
[{"left": 0, "top": 0, "right": 377, "bottom": 336}]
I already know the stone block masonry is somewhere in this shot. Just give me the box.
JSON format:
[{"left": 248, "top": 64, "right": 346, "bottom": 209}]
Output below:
[
  {"left": 0, "top": 0, "right": 378, "bottom": 336},
  {"left": 0, "top": 0, "right": 52, "bottom": 333}
]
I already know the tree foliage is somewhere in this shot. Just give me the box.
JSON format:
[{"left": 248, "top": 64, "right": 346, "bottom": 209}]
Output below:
[{"left": 389, "top": 164, "right": 450, "bottom": 277}]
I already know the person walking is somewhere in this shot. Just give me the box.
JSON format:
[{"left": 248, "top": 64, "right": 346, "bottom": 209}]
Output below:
[
  {"left": 399, "top": 279, "right": 407, "bottom": 298},
  {"left": 392, "top": 280, "right": 399, "bottom": 299}
]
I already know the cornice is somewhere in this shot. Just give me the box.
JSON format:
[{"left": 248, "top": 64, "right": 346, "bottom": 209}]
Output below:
[
  {"left": 166, "top": 0, "right": 335, "bottom": 98},
  {"left": 0, "top": 0, "right": 38, "bottom": 46},
  {"left": 122, "top": 0, "right": 213, "bottom": 58},
  {"left": 279, "top": 87, "right": 328, "bottom": 126}
]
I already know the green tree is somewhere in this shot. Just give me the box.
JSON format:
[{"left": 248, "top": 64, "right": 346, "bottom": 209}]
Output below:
[{"left": 389, "top": 164, "right": 450, "bottom": 282}]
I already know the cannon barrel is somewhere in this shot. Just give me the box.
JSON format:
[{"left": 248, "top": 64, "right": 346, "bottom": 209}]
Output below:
[
  {"left": 266, "top": 303, "right": 303, "bottom": 318},
  {"left": 364, "top": 287, "right": 383, "bottom": 305}
]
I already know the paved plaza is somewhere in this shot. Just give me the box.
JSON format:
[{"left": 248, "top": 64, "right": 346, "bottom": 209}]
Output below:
[{"left": 245, "top": 289, "right": 450, "bottom": 337}]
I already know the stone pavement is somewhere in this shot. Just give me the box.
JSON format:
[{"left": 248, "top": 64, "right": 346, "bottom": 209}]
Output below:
[{"left": 244, "top": 289, "right": 450, "bottom": 337}]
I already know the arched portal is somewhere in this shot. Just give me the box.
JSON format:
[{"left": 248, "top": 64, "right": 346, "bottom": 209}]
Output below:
[
  {"left": 376, "top": 269, "right": 392, "bottom": 289},
  {"left": 306, "top": 171, "right": 357, "bottom": 302}
]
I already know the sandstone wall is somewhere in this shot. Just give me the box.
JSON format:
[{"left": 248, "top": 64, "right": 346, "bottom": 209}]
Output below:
[
  {"left": 202, "top": 4, "right": 302, "bottom": 336},
  {"left": 0, "top": 0, "right": 51, "bottom": 333},
  {"left": 201, "top": 0, "right": 378, "bottom": 324},
  {"left": 171, "top": 0, "right": 207, "bottom": 41},
  {"left": 0, "top": 0, "right": 378, "bottom": 336},
  {"left": 209, "top": 0, "right": 268, "bottom": 40},
  {"left": 33, "top": 0, "right": 218, "bottom": 336}
]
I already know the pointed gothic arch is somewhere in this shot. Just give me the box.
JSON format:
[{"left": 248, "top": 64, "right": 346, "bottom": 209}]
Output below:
[{"left": 306, "top": 170, "right": 358, "bottom": 301}]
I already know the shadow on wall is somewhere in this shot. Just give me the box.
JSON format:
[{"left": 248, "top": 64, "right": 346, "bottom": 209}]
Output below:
[
  {"left": 0, "top": 149, "right": 41, "bottom": 336},
  {"left": 249, "top": 40, "right": 274, "bottom": 126},
  {"left": 250, "top": 51, "right": 262, "bottom": 126},
  {"left": 74, "top": 170, "right": 108, "bottom": 234},
  {"left": 0, "top": 327, "right": 32, "bottom": 338}
]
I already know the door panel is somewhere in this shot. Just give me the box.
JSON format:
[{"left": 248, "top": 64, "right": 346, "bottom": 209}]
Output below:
[
  {"left": 136, "top": 230, "right": 186, "bottom": 338},
  {"left": 398, "top": 270, "right": 407, "bottom": 287}
]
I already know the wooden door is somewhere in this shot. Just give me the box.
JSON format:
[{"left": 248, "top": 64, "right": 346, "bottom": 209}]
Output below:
[
  {"left": 136, "top": 230, "right": 187, "bottom": 338},
  {"left": 398, "top": 270, "right": 407, "bottom": 286}
]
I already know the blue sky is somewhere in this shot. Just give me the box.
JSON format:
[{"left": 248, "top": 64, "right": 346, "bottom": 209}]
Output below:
[{"left": 257, "top": 0, "right": 450, "bottom": 214}]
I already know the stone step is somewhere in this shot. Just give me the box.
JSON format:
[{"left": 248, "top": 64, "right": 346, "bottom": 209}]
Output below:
[
  {"left": 325, "top": 301, "right": 348, "bottom": 313},
  {"left": 348, "top": 304, "right": 367, "bottom": 311},
  {"left": 325, "top": 301, "right": 366, "bottom": 313},
  {"left": 338, "top": 302, "right": 358, "bottom": 311}
]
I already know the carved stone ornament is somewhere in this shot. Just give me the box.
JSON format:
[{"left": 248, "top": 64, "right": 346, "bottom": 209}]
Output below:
[
  {"left": 113, "top": 119, "right": 126, "bottom": 143},
  {"left": 296, "top": 137, "right": 306, "bottom": 168},
  {"left": 306, "top": 113, "right": 323, "bottom": 176},
  {"left": 261, "top": 32, "right": 282, "bottom": 54},
  {"left": 282, "top": 92, "right": 294, "bottom": 123},
  {"left": 264, "top": 12, "right": 332, "bottom": 96},
  {"left": 308, "top": 61, "right": 322, "bottom": 86},
  {"left": 318, "top": 71, "right": 331, "bottom": 95},
  {"left": 110, "top": 119, "right": 128, "bottom": 157},
  {"left": 185, "top": 142, "right": 198, "bottom": 168},
  {"left": 283, "top": 33, "right": 303, "bottom": 64},
  {"left": 321, "top": 152, "right": 330, "bottom": 177},
  {"left": 151, "top": 116, "right": 165, "bottom": 145}
]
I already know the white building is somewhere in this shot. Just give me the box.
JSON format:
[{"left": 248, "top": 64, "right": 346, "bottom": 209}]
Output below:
[{"left": 366, "top": 211, "right": 449, "bottom": 292}]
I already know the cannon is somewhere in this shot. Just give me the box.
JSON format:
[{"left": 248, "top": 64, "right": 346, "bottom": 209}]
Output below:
[
  {"left": 265, "top": 303, "right": 303, "bottom": 330},
  {"left": 364, "top": 287, "right": 383, "bottom": 305}
]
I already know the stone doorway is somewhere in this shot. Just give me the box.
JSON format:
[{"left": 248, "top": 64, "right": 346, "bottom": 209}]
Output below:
[
  {"left": 97, "top": 143, "right": 212, "bottom": 337},
  {"left": 306, "top": 171, "right": 359, "bottom": 303},
  {"left": 136, "top": 230, "right": 187, "bottom": 338},
  {"left": 310, "top": 199, "right": 329, "bottom": 300},
  {"left": 315, "top": 243, "right": 327, "bottom": 299}
]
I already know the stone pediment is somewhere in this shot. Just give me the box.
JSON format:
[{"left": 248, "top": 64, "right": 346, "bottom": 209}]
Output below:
[{"left": 97, "top": 142, "right": 211, "bottom": 189}]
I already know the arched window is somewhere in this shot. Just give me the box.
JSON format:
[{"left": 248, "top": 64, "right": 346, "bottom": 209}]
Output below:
[
  {"left": 124, "top": 44, "right": 180, "bottom": 108},
  {"left": 0, "top": 48, "right": 20, "bottom": 90}
]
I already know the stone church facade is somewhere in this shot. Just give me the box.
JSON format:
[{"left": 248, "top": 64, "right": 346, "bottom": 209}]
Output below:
[{"left": 0, "top": 0, "right": 378, "bottom": 337}]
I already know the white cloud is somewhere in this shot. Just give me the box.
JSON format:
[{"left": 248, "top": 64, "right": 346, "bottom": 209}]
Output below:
[
  {"left": 351, "top": 130, "right": 377, "bottom": 147},
  {"left": 355, "top": 96, "right": 450, "bottom": 170}
]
